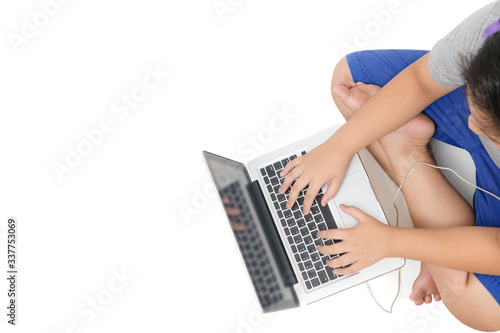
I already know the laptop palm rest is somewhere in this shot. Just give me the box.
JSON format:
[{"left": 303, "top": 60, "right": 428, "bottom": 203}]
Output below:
[{"left": 333, "top": 170, "right": 381, "bottom": 229}]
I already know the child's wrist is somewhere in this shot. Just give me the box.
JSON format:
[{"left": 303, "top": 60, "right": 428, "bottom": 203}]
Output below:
[
  {"left": 381, "top": 225, "right": 398, "bottom": 258},
  {"left": 327, "top": 131, "right": 359, "bottom": 156}
]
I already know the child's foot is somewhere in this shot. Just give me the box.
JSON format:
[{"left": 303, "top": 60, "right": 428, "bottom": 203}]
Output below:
[
  {"left": 410, "top": 262, "right": 441, "bottom": 305},
  {"left": 332, "top": 81, "right": 381, "bottom": 117},
  {"left": 377, "top": 113, "right": 436, "bottom": 185}
]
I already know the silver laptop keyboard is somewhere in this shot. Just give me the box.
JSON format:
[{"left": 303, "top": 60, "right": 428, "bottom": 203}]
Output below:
[{"left": 260, "top": 151, "right": 341, "bottom": 291}]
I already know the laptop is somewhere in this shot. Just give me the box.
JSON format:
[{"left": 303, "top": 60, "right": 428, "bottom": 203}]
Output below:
[{"left": 203, "top": 125, "right": 405, "bottom": 312}]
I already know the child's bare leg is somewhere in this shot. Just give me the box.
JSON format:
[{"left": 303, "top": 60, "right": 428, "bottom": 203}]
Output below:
[
  {"left": 331, "top": 57, "right": 500, "bottom": 331},
  {"left": 376, "top": 112, "right": 499, "bottom": 332}
]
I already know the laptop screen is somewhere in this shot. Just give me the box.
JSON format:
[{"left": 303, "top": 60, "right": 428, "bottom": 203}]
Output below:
[{"left": 203, "top": 151, "right": 298, "bottom": 312}]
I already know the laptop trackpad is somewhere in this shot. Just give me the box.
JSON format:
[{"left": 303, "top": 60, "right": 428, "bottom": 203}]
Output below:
[{"left": 333, "top": 171, "right": 380, "bottom": 228}]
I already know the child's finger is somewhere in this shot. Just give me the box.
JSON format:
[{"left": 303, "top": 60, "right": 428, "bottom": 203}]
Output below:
[{"left": 339, "top": 204, "right": 369, "bottom": 222}]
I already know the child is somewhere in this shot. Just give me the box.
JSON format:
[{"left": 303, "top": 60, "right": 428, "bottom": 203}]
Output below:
[{"left": 279, "top": 1, "right": 500, "bottom": 331}]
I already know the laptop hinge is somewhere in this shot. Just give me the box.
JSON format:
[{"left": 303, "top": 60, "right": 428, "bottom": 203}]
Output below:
[{"left": 248, "top": 180, "right": 298, "bottom": 286}]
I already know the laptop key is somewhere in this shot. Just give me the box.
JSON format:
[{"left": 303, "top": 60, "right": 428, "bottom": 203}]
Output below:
[
  {"left": 297, "top": 243, "right": 306, "bottom": 253},
  {"left": 300, "top": 227, "right": 309, "bottom": 236},
  {"left": 273, "top": 161, "right": 282, "bottom": 170},
  {"left": 293, "top": 234, "right": 302, "bottom": 243},
  {"left": 307, "top": 269, "right": 317, "bottom": 278},
  {"left": 325, "top": 267, "right": 336, "bottom": 281},
  {"left": 265, "top": 165, "right": 276, "bottom": 177},
  {"left": 305, "top": 280, "right": 312, "bottom": 290},
  {"left": 311, "top": 230, "right": 318, "bottom": 239},
  {"left": 304, "top": 260, "right": 313, "bottom": 270},
  {"left": 303, "top": 235, "right": 313, "bottom": 245},
  {"left": 307, "top": 244, "right": 316, "bottom": 253},
  {"left": 318, "top": 270, "right": 329, "bottom": 284},
  {"left": 324, "top": 239, "right": 334, "bottom": 246},
  {"left": 314, "top": 261, "right": 323, "bottom": 271},
  {"left": 311, "top": 278, "right": 320, "bottom": 288},
  {"left": 314, "top": 238, "right": 324, "bottom": 246},
  {"left": 311, "top": 252, "right": 320, "bottom": 262}
]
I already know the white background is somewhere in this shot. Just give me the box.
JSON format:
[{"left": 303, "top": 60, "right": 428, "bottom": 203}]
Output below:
[{"left": 0, "top": 0, "right": 494, "bottom": 332}]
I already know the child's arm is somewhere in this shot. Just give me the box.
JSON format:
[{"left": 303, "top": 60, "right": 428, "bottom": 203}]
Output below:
[
  {"left": 281, "top": 52, "right": 457, "bottom": 214},
  {"left": 317, "top": 205, "right": 500, "bottom": 276}
]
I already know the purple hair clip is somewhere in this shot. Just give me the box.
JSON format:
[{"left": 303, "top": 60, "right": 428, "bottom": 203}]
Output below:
[{"left": 482, "top": 18, "right": 500, "bottom": 40}]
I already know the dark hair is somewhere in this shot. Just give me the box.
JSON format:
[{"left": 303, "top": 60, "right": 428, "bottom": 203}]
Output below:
[{"left": 462, "top": 30, "right": 500, "bottom": 139}]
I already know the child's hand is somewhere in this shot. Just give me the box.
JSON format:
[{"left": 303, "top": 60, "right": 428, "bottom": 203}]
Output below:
[
  {"left": 279, "top": 139, "right": 352, "bottom": 214},
  {"left": 316, "top": 204, "right": 393, "bottom": 276}
]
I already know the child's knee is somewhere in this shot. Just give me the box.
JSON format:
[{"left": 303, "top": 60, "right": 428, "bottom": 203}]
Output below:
[
  {"left": 439, "top": 273, "right": 500, "bottom": 331},
  {"left": 331, "top": 56, "right": 353, "bottom": 95}
]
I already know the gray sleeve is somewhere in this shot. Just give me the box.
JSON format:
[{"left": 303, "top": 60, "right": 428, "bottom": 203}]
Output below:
[{"left": 428, "top": 2, "right": 500, "bottom": 88}]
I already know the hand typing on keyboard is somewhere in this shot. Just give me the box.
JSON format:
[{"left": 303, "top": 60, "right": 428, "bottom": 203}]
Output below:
[
  {"left": 279, "top": 137, "right": 353, "bottom": 215},
  {"left": 316, "top": 204, "right": 392, "bottom": 276}
]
